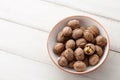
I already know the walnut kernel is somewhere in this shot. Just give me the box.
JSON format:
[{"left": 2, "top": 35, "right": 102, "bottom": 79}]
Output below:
[{"left": 84, "top": 43, "right": 95, "bottom": 55}]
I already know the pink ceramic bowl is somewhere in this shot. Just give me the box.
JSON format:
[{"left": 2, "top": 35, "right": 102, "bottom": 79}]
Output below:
[{"left": 47, "top": 16, "right": 110, "bottom": 74}]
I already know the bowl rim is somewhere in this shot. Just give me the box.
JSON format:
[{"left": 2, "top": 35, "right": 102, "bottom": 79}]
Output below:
[{"left": 47, "top": 15, "right": 110, "bottom": 74}]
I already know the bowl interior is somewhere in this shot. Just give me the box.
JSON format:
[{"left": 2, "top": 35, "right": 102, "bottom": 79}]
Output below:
[{"left": 47, "top": 16, "right": 109, "bottom": 74}]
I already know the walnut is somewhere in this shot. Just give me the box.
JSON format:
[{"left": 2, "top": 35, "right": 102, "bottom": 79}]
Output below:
[
  {"left": 67, "top": 19, "right": 80, "bottom": 29},
  {"left": 84, "top": 43, "right": 95, "bottom": 55},
  {"left": 89, "top": 54, "right": 99, "bottom": 66},
  {"left": 95, "top": 45, "right": 103, "bottom": 57},
  {"left": 58, "top": 56, "right": 68, "bottom": 67},
  {"left": 76, "top": 38, "right": 87, "bottom": 48},
  {"left": 62, "top": 48, "right": 74, "bottom": 61},
  {"left": 72, "top": 28, "right": 83, "bottom": 39},
  {"left": 91, "top": 38, "right": 96, "bottom": 44},
  {"left": 87, "top": 25, "right": 99, "bottom": 37},
  {"left": 74, "top": 48, "right": 85, "bottom": 61},
  {"left": 73, "top": 61, "right": 86, "bottom": 72},
  {"left": 68, "top": 61, "right": 75, "bottom": 68},
  {"left": 62, "top": 26, "right": 72, "bottom": 36},
  {"left": 64, "top": 36, "right": 71, "bottom": 42},
  {"left": 65, "top": 39, "right": 75, "bottom": 49},
  {"left": 83, "top": 57, "right": 89, "bottom": 66},
  {"left": 57, "top": 31, "right": 65, "bottom": 43},
  {"left": 83, "top": 30, "right": 94, "bottom": 42},
  {"left": 53, "top": 18, "right": 108, "bottom": 72},
  {"left": 80, "top": 27, "right": 86, "bottom": 31},
  {"left": 53, "top": 43, "right": 64, "bottom": 55},
  {"left": 96, "top": 35, "right": 107, "bottom": 47}
]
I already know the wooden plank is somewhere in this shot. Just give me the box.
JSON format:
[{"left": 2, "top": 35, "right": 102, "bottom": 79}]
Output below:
[
  {"left": 0, "top": 18, "right": 119, "bottom": 79},
  {"left": 0, "top": 0, "right": 119, "bottom": 51},
  {"left": 0, "top": 19, "right": 119, "bottom": 79},
  {"left": 0, "top": 0, "right": 80, "bottom": 31},
  {"left": 0, "top": 19, "right": 50, "bottom": 64},
  {"left": 85, "top": 51, "right": 120, "bottom": 80},
  {"left": 0, "top": 49, "right": 120, "bottom": 80},
  {"left": 0, "top": 50, "right": 94, "bottom": 80},
  {"left": 45, "top": 0, "right": 120, "bottom": 21},
  {"left": 0, "top": 15, "right": 119, "bottom": 65},
  {"left": 0, "top": 0, "right": 119, "bottom": 79}
]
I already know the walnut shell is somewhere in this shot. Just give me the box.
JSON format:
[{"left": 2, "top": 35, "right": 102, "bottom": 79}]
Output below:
[
  {"left": 65, "top": 39, "right": 75, "bottom": 49},
  {"left": 76, "top": 38, "right": 87, "bottom": 48},
  {"left": 83, "top": 57, "right": 89, "bottom": 66},
  {"left": 73, "top": 61, "right": 86, "bottom": 72},
  {"left": 74, "top": 48, "right": 85, "bottom": 61},
  {"left": 67, "top": 19, "right": 80, "bottom": 29},
  {"left": 87, "top": 25, "right": 99, "bottom": 37},
  {"left": 96, "top": 35, "right": 107, "bottom": 47},
  {"left": 53, "top": 43, "right": 64, "bottom": 54},
  {"left": 62, "top": 26, "right": 72, "bottom": 36},
  {"left": 80, "top": 27, "right": 86, "bottom": 31},
  {"left": 58, "top": 56, "right": 68, "bottom": 67},
  {"left": 83, "top": 30, "right": 94, "bottom": 42},
  {"left": 57, "top": 31, "right": 65, "bottom": 43},
  {"left": 62, "top": 48, "right": 74, "bottom": 61},
  {"left": 61, "top": 51, "right": 65, "bottom": 56},
  {"left": 91, "top": 38, "right": 96, "bottom": 44},
  {"left": 72, "top": 28, "right": 83, "bottom": 39},
  {"left": 84, "top": 43, "right": 95, "bottom": 55},
  {"left": 95, "top": 45, "right": 103, "bottom": 57},
  {"left": 89, "top": 54, "right": 99, "bottom": 66},
  {"left": 68, "top": 61, "right": 75, "bottom": 68},
  {"left": 64, "top": 36, "right": 71, "bottom": 42}
]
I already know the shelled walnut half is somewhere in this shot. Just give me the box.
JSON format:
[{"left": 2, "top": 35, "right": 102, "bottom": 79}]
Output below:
[{"left": 84, "top": 43, "right": 95, "bottom": 55}]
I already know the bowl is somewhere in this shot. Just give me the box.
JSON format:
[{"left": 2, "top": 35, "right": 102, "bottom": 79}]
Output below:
[{"left": 47, "top": 16, "right": 110, "bottom": 74}]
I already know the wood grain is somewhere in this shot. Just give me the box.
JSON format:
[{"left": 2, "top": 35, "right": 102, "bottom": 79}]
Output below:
[
  {"left": 0, "top": 0, "right": 119, "bottom": 52},
  {"left": 0, "top": 19, "right": 50, "bottom": 64},
  {"left": 45, "top": 0, "right": 120, "bottom": 21},
  {"left": 0, "top": 50, "right": 94, "bottom": 80},
  {"left": 0, "top": 0, "right": 119, "bottom": 79},
  {"left": 0, "top": 18, "right": 119, "bottom": 80},
  {"left": 0, "top": 49, "right": 120, "bottom": 80}
]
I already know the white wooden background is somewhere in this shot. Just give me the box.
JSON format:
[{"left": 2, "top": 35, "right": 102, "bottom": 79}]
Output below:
[{"left": 0, "top": 0, "right": 120, "bottom": 80}]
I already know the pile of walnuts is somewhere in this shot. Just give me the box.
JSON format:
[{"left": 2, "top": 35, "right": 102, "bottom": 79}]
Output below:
[{"left": 53, "top": 19, "right": 107, "bottom": 72}]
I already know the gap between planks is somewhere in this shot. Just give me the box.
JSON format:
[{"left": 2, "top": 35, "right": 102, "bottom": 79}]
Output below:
[
  {"left": 0, "top": 46, "right": 119, "bottom": 80},
  {"left": 0, "top": 17, "right": 48, "bottom": 33},
  {"left": 41, "top": 0, "right": 120, "bottom": 22},
  {"left": 0, "top": 1, "right": 119, "bottom": 79},
  {"left": 0, "top": 48, "right": 97, "bottom": 80},
  {"left": 0, "top": 16, "right": 119, "bottom": 53},
  {"left": 0, "top": 48, "right": 119, "bottom": 66}
]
